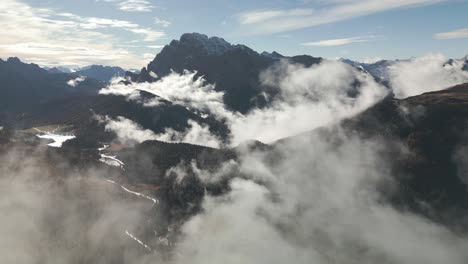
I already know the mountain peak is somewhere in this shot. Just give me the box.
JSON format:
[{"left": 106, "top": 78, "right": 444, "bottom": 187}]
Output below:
[
  {"left": 176, "top": 32, "right": 234, "bottom": 56},
  {"left": 7, "top": 57, "right": 21, "bottom": 64}
]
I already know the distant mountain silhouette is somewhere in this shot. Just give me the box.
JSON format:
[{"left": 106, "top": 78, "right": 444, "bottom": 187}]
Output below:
[
  {"left": 45, "top": 66, "right": 72, "bottom": 74},
  {"left": 74, "top": 65, "right": 126, "bottom": 82},
  {"left": 0, "top": 57, "right": 103, "bottom": 120}
]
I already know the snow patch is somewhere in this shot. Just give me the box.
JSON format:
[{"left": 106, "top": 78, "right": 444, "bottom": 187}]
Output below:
[
  {"left": 35, "top": 128, "right": 76, "bottom": 147},
  {"left": 121, "top": 185, "right": 159, "bottom": 204},
  {"left": 125, "top": 230, "right": 152, "bottom": 251}
]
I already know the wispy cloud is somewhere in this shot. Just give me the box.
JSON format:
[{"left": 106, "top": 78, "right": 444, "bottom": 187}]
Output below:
[
  {"left": 0, "top": 0, "right": 165, "bottom": 68},
  {"left": 67, "top": 76, "right": 86, "bottom": 87},
  {"left": 302, "top": 36, "right": 376, "bottom": 47},
  {"left": 147, "top": 45, "right": 165, "bottom": 49},
  {"left": 102, "top": 0, "right": 155, "bottom": 12},
  {"left": 119, "top": 0, "right": 154, "bottom": 12},
  {"left": 434, "top": 28, "right": 468, "bottom": 39},
  {"left": 154, "top": 17, "right": 171, "bottom": 28},
  {"left": 237, "top": 0, "right": 444, "bottom": 34}
]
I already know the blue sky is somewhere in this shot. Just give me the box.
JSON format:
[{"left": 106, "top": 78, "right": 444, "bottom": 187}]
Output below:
[{"left": 1, "top": 0, "right": 467, "bottom": 68}]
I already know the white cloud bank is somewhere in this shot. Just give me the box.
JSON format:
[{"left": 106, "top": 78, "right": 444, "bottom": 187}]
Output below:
[
  {"left": 170, "top": 127, "right": 468, "bottom": 264},
  {"left": 100, "top": 71, "right": 226, "bottom": 117},
  {"left": 4, "top": 109, "right": 468, "bottom": 264},
  {"left": 229, "top": 60, "right": 387, "bottom": 143},
  {"left": 389, "top": 53, "right": 468, "bottom": 98}
]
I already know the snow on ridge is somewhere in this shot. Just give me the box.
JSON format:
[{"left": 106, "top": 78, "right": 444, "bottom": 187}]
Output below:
[
  {"left": 100, "top": 154, "right": 125, "bottom": 169},
  {"left": 180, "top": 33, "right": 233, "bottom": 55},
  {"left": 105, "top": 179, "right": 159, "bottom": 205},
  {"left": 125, "top": 230, "right": 152, "bottom": 251}
]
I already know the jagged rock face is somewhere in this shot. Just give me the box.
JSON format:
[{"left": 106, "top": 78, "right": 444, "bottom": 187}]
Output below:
[
  {"left": 139, "top": 33, "right": 322, "bottom": 113},
  {"left": 177, "top": 33, "right": 235, "bottom": 56}
]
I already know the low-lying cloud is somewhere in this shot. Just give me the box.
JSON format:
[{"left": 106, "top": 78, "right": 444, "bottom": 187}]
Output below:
[
  {"left": 170, "top": 127, "right": 468, "bottom": 264},
  {"left": 100, "top": 115, "right": 222, "bottom": 148},
  {"left": 67, "top": 76, "right": 86, "bottom": 87},
  {"left": 155, "top": 120, "right": 222, "bottom": 148},
  {"left": 389, "top": 53, "right": 468, "bottom": 98},
  {"left": 99, "top": 115, "right": 158, "bottom": 145},
  {"left": 100, "top": 71, "right": 226, "bottom": 117},
  {"left": 0, "top": 147, "right": 160, "bottom": 264},
  {"left": 100, "top": 60, "right": 388, "bottom": 146}
]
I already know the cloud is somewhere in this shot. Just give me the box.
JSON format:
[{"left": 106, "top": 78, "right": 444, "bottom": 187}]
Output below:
[
  {"left": 0, "top": 0, "right": 165, "bottom": 68},
  {"left": 434, "top": 28, "right": 468, "bottom": 39},
  {"left": 102, "top": 0, "right": 155, "bottom": 12},
  {"left": 0, "top": 147, "right": 161, "bottom": 263},
  {"left": 67, "top": 76, "right": 86, "bottom": 87},
  {"left": 100, "top": 71, "right": 227, "bottom": 118},
  {"left": 302, "top": 36, "right": 376, "bottom": 47},
  {"left": 228, "top": 60, "right": 387, "bottom": 144},
  {"left": 100, "top": 115, "right": 222, "bottom": 148},
  {"left": 119, "top": 0, "right": 154, "bottom": 12},
  {"left": 154, "top": 17, "right": 171, "bottom": 28},
  {"left": 143, "top": 53, "right": 155, "bottom": 59},
  {"left": 170, "top": 127, "right": 468, "bottom": 264},
  {"left": 389, "top": 53, "right": 468, "bottom": 98},
  {"left": 155, "top": 120, "right": 222, "bottom": 148},
  {"left": 99, "top": 115, "right": 158, "bottom": 145},
  {"left": 237, "top": 0, "right": 444, "bottom": 34}
]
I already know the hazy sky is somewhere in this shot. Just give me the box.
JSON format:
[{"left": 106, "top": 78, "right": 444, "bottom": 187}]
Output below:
[{"left": 1, "top": 0, "right": 467, "bottom": 68}]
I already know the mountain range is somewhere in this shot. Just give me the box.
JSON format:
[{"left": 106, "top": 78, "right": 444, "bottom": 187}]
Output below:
[{"left": 46, "top": 65, "right": 128, "bottom": 82}]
